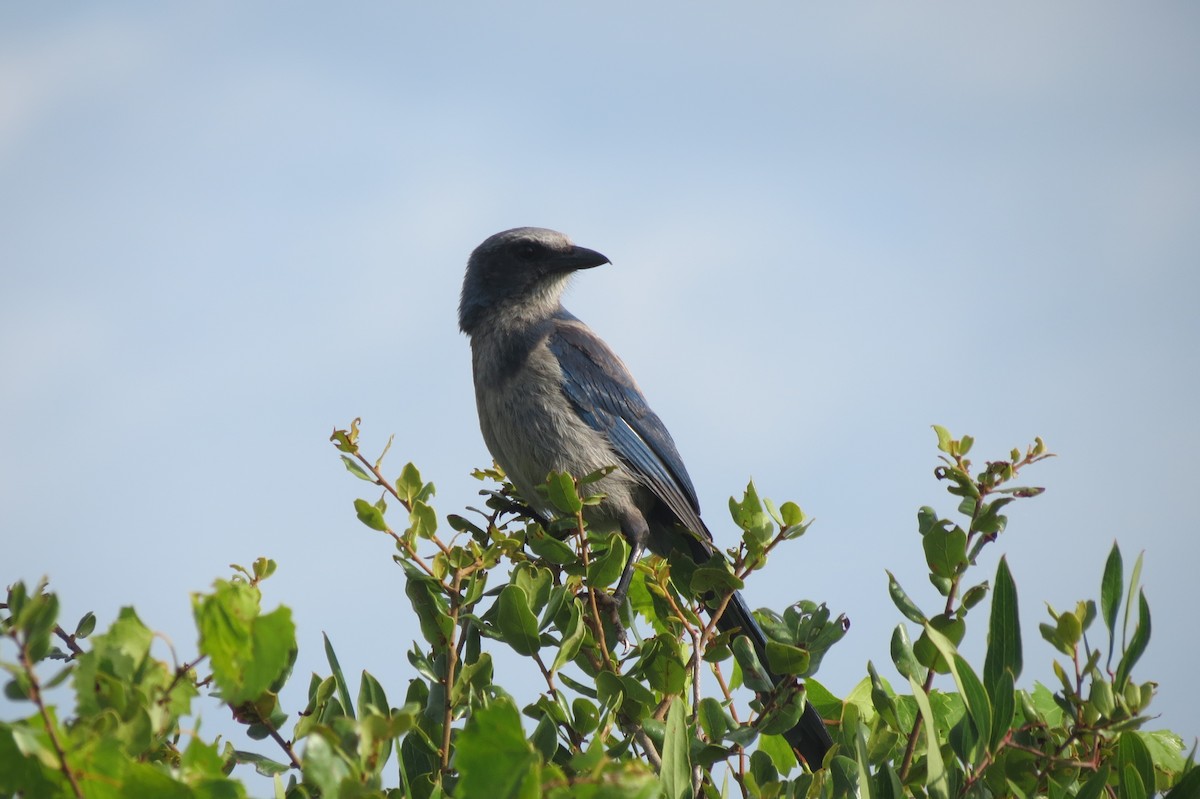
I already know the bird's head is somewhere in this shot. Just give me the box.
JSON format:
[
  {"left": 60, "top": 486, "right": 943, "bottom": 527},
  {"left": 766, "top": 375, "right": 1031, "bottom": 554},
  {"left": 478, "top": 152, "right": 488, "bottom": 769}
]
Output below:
[{"left": 459, "top": 227, "right": 610, "bottom": 335}]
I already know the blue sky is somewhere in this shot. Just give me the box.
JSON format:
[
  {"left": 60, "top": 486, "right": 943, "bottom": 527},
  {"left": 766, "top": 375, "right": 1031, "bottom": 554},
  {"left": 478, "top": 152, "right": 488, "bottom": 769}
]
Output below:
[{"left": 3, "top": 2, "right": 1198, "bottom": 785}]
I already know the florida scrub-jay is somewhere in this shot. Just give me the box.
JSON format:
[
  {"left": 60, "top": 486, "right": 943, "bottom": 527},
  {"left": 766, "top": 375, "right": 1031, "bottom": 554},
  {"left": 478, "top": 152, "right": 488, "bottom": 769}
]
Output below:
[{"left": 458, "top": 227, "right": 832, "bottom": 767}]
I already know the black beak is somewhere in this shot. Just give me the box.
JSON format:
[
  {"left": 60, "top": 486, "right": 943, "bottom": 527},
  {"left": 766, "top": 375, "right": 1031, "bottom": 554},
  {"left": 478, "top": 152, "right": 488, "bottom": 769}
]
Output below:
[{"left": 562, "top": 245, "right": 610, "bottom": 271}]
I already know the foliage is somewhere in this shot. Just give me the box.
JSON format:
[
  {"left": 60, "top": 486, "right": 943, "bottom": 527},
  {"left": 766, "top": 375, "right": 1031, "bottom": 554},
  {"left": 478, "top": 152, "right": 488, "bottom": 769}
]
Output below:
[{"left": 0, "top": 422, "right": 1194, "bottom": 798}]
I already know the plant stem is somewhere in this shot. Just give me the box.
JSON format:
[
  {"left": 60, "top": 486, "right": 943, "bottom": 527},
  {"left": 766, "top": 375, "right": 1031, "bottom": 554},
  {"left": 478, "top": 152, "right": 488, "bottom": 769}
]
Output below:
[{"left": 17, "top": 635, "right": 84, "bottom": 798}]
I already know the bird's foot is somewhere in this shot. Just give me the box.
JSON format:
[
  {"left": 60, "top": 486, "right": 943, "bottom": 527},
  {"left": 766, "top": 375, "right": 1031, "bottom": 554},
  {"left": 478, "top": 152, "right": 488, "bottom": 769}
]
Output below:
[{"left": 584, "top": 590, "right": 630, "bottom": 647}]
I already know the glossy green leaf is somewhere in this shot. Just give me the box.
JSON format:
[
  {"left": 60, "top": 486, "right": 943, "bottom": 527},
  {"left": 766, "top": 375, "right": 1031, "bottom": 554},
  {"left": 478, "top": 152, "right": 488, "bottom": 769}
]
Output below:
[
  {"left": 661, "top": 697, "right": 692, "bottom": 799},
  {"left": 988, "top": 669, "right": 1015, "bottom": 752},
  {"left": 74, "top": 611, "right": 97, "bottom": 638},
  {"left": 731, "top": 636, "right": 774, "bottom": 693},
  {"left": 1115, "top": 591, "right": 1152, "bottom": 690},
  {"left": 498, "top": 584, "right": 541, "bottom": 656},
  {"left": 924, "top": 623, "right": 992, "bottom": 756},
  {"left": 587, "top": 534, "right": 629, "bottom": 587},
  {"left": 525, "top": 529, "right": 577, "bottom": 565},
  {"left": 404, "top": 574, "right": 453, "bottom": 649},
  {"left": 697, "top": 697, "right": 731, "bottom": 741},
  {"left": 913, "top": 615, "right": 965, "bottom": 674},
  {"left": 764, "top": 640, "right": 810, "bottom": 676},
  {"left": 1121, "top": 765, "right": 1149, "bottom": 799},
  {"left": 1076, "top": 764, "right": 1112, "bottom": 799},
  {"left": 1165, "top": 762, "right": 1200, "bottom": 798},
  {"left": 886, "top": 571, "right": 927, "bottom": 624},
  {"left": 1119, "top": 731, "right": 1156, "bottom": 799},
  {"left": 545, "top": 471, "right": 583, "bottom": 515},
  {"left": 323, "top": 633, "right": 354, "bottom": 720},
  {"left": 984, "top": 556, "right": 1023, "bottom": 692},
  {"left": 891, "top": 624, "right": 925, "bottom": 682},
  {"left": 642, "top": 637, "right": 687, "bottom": 694},
  {"left": 868, "top": 661, "right": 902, "bottom": 731},
  {"left": 923, "top": 524, "right": 967, "bottom": 579},
  {"left": 908, "top": 675, "right": 949, "bottom": 799},
  {"left": 551, "top": 599, "right": 585, "bottom": 673},
  {"left": 456, "top": 697, "right": 540, "bottom": 799}
]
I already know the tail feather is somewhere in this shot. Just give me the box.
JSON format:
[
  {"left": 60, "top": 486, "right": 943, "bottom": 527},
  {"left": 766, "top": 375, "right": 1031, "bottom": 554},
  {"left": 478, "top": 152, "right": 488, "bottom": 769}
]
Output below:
[{"left": 716, "top": 590, "right": 833, "bottom": 768}]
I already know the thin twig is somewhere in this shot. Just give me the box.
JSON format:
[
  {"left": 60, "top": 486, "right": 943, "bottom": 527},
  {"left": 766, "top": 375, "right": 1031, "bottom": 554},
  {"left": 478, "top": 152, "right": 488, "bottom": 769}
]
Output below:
[
  {"left": 17, "top": 636, "right": 84, "bottom": 797},
  {"left": 440, "top": 570, "right": 466, "bottom": 779},
  {"left": 51, "top": 625, "right": 85, "bottom": 658}
]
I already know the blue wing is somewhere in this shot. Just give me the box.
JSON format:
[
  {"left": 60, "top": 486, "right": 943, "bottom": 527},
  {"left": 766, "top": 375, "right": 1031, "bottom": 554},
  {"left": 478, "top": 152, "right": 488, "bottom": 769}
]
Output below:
[{"left": 547, "top": 311, "right": 711, "bottom": 542}]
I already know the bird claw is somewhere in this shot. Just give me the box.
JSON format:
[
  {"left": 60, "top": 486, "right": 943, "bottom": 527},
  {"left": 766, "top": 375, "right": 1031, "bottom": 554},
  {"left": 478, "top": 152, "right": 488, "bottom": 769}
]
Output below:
[{"left": 585, "top": 590, "right": 630, "bottom": 647}]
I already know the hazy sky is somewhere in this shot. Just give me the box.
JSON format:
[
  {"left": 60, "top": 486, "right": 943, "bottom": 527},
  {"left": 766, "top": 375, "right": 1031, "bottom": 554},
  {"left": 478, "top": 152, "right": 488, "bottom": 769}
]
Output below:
[{"left": 3, "top": 3, "right": 1197, "bottom": 787}]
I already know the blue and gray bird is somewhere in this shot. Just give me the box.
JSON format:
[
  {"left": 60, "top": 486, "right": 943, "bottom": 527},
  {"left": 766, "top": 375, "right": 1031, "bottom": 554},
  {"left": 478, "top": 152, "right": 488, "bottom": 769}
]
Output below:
[{"left": 459, "top": 227, "right": 832, "bottom": 768}]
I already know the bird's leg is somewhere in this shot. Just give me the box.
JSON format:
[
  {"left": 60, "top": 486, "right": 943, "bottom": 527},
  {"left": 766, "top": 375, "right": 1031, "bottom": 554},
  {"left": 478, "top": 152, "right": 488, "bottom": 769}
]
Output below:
[
  {"left": 611, "top": 539, "right": 645, "bottom": 610},
  {"left": 586, "top": 514, "right": 649, "bottom": 644},
  {"left": 588, "top": 539, "right": 644, "bottom": 646}
]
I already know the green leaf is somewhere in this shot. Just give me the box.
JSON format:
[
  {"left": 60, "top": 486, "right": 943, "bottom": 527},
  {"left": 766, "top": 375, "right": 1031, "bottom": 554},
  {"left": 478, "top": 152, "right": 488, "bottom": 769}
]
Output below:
[
  {"left": 923, "top": 524, "right": 967, "bottom": 579},
  {"left": 886, "top": 571, "right": 927, "bottom": 624},
  {"left": 642, "top": 637, "right": 687, "bottom": 694},
  {"left": 74, "top": 611, "right": 97, "bottom": 638},
  {"left": 891, "top": 624, "right": 926, "bottom": 682},
  {"left": 764, "top": 640, "right": 810, "bottom": 676},
  {"left": 932, "top": 424, "right": 954, "bottom": 454},
  {"left": 984, "top": 556, "right": 1023, "bottom": 692},
  {"left": 697, "top": 697, "right": 731, "bottom": 740},
  {"left": 924, "top": 624, "right": 992, "bottom": 757},
  {"left": 908, "top": 675, "right": 949, "bottom": 799},
  {"left": 498, "top": 585, "right": 541, "bottom": 657},
  {"left": 340, "top": 454, "right": 373, "bottom": 482},
  {"left": 587, "top": 534, "right": 629, "bottom": 588},
  {"left": 1123, "top": 550, "right": 1145, "bottom": 647},
  {"left": 404, "top": 571, "right": 453, "bottom": 649},
  {"left": 1104, "top": 542, "right": 1123, "bottom": 652},
  {"left": 779, "top": 501, "right": 805, "bottom": 528},
  {"left": 525, "top": 529, "right": 577, "bottom": 565},
  {"left": 353, "top": 498, "right": 388, "bottom": 532},
  {"left": 551, "top": 600, "right": 585, "bottom": 673},
  {"left": 988, "top": 668, "right": 1015, "bottom": 752},
  {"left": 452, "top": 653, "right": 494, "bottom": 706},
  {"left": 913, "top": 615, "right": 965, "bottom": 674},
  {"left": 661, "top": 697, "right": 692, "bottom": 799},
  {"left": 868, "top": 660, "right": 902, "bottom": 731},
  {"left": 960, "top": 581, "right": 989, "bottom": 611},
  {"left": 193, "top": 581, "right": 296, "bottom": 705},
  {"left": 731, "top": 636, "right": 774, "bottom": 693},
  {"left": 758, "top": 733, "right": 799, "bottom": 775},
  {"left": 1115, "top": 591, "right": 1152, "bottom": 691},
  {"left": 324, "top": 633, "right": 354, "bottom": 720},
  {"left": 1121, "top": 765, "right": 1149, "bottom": 799},
  {"left": 1076, "top": 764, "right": 1111, "bottom": 799},
  {"left": 397, "top": 462, "right": 430, "bottom": 504},
  {"left": 1119, "top": 732, "right": 1156, "bottom": 799},
  {"left": 1165, "top": 762, "right": 1200, "bottom": 798},
  {"left": 456, "top": 697, "right": 540, "bottom": 799},
  {"left": 406, "top": 499, "right": 437, "bottom": 540},
  {"left": 358, "top": 670, "right": 389, "bottom": 716},
  {"left": 545, "top": 471, "right": 583, "bottom": 514},
  {"left": 974, "top": 497, "right": 1013, "bottom": 535},
  {"left": 729, "top": 481, "right": 773, "bottom": 543},
  {"left": 691, "top": 562, "right": 744, "bottom": 595}
]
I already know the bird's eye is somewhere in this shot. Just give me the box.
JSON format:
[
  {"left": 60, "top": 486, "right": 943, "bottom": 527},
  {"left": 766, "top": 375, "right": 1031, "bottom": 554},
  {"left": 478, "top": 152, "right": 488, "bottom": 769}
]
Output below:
[{"left": 518, "top": 242, "right": 539, "bottom": 258}]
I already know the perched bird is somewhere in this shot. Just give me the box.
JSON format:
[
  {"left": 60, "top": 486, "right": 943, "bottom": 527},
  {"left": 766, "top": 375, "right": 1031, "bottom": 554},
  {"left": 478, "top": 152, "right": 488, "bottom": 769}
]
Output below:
[{"left": 459, "top": 226, "right": 832, "bottom": 768}]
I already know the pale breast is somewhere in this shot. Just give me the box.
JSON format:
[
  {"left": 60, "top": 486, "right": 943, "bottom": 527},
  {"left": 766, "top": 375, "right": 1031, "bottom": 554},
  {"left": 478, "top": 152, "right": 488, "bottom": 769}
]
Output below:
[{"left": 472, "top": 336, "right": 641, "bottom": 521}]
